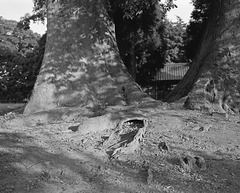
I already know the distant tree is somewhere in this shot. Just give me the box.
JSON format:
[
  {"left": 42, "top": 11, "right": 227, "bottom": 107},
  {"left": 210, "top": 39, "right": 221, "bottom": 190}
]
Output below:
[
  {"left": 0, "top": 17, "right": 40, "bottom": 56},
  {"left": 0, "top": 48, "right": 28, "bottom": 101},
  {"left": 110, "top": 0, "right": 167, "bottom": 81},
  {"left": 164, "top": 17, "right": 187, "bottom": 63},
  {"left": 184, "top": 0, "right": 212, "bottom": 60},
  {"left": 135, "top": 23, "right": 166, "bottom": 86},
  {"left": 0, "top": 17, "right": 42, "bottom": 102}
]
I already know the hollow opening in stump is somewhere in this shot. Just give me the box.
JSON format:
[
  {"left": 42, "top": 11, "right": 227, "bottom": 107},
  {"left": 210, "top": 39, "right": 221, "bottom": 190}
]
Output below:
[
  {"left": 104, "top": 118, "right": 147, "bottom": 158},
  {"left": 119, "top": 119, "right": 144, "bottom": 144}
]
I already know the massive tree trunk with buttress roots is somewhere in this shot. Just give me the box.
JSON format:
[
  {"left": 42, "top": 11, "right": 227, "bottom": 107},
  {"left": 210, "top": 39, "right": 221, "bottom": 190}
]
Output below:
[
  {"left": 19, "top": 0, "right": 158, "bottom": 158},
  {"left": 164, "top": 0, "right": 240, "bottom": 115},
  {"left": 24, "top": 0, "right": 152, "bottom": 114}
]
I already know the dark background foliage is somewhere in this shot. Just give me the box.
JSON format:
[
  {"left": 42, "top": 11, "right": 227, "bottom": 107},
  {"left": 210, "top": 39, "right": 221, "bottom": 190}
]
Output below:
[{"left": 0, "top": 17, "right": 44, "bottom": 102}]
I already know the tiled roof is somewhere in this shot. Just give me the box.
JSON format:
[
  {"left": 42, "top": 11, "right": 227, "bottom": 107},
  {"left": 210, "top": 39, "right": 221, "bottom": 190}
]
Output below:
[{"left": 155, "top": 63, "right": 189, "bottom": 81}]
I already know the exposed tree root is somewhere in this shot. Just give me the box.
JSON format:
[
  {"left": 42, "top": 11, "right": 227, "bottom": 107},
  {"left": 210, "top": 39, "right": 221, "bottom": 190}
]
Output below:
[
  {"left": 102, "top": 117, "right": 148, "bottom": 159},
  {"left": 5, "top": 106, "right": 149, "bottom": 159}
]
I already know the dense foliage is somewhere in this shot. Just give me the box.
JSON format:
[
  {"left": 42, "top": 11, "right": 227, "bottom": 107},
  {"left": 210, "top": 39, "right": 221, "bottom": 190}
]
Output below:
[
  {"left": 109, "top": 0, "right": 168, "bottom": 84},
  {"left": 185, "top": 0, "right": 212, "bottom": 60},
  {"left": 0, "top": 17, "right": 44, "bottom": 102},
  {"left": 164, "top": 17, "right": 187, "bottom": 63},
  {"left": 0, "top": 17, "right": 39, "bottom": 56}
]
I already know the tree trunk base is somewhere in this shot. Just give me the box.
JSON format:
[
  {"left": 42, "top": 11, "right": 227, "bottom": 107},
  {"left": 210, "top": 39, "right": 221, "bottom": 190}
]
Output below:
[
  {"left": 183, "top": 77, "right": 238, "bottom": 119},
  {"left": 6, "top": 102, "right": 168, "bottom": 158},
  {"left": 5, "top": 100, "right": 171, "bottom": 159}
]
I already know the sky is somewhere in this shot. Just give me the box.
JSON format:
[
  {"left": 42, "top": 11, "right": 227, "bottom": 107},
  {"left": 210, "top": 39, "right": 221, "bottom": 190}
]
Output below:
[
  {"left": 0, "top": 0, "right": 193, "bottom": 35},
  {"left": 0, "top": 0, "right": 47, "bottom": 35},
  {"left": 167, "top": 0, "right": 193, "bottom": 22}
]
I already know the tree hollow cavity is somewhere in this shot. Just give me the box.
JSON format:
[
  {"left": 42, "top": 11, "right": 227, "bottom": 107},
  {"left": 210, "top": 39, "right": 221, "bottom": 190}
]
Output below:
[{"left": 103, "top": 117, "right": 148, "bottom": 159}]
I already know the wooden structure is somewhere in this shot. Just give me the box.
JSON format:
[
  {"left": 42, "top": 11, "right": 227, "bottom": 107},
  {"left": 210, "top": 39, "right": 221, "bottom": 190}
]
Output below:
[{"left": 146, "top": 63, "right": 189, "bottom": 100}]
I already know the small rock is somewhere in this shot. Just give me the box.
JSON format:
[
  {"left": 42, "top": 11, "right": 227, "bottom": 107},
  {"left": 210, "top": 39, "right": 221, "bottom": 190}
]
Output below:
[
  {"left": 41, "top": 171, "right": 51, "bottom": 179},
  {"left": 200, "top": 124, "right": 212, "bottom": 132},
  {"left": 180, "top": 134, "right": 189, "bottom": 141},
  {"left": 194, "top": 156, "right": 207, "bottom": 171},
  {"left": 180, "top": 155, "right": 206, "bottom": 172},
  {"left": 4, "top": 112, "right": 16, "bottom": 120},
  {"left": 192, "top": 126, "right": 201, "bottom": 131},
  {"left": 193, "top": 124, "right": 212, "bottom": 132},
  {"left": 68, "top": 125, "right": 79, "bottom": 132},
  {"left": 158, "top": 142, "right": 170, "bottom": 151}
]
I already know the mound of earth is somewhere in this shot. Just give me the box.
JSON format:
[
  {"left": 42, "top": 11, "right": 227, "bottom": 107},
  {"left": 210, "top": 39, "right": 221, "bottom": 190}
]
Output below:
[{"left": 0, "top": 103, "right": 240, "bottom": 193}]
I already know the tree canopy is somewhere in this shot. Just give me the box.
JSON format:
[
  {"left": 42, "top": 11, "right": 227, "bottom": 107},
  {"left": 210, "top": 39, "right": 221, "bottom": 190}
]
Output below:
[
  {"left": 164, "top": 17, "right": 187, "bottom": 63},
  {"left": 185, "top": 0, "right": 212, "bottom": 60},
  {"left": 110, "top": 0, "right": 167, "bottom": 83},
  {"left": 0, "top": 17, "right": 43, "bottom": 102}
]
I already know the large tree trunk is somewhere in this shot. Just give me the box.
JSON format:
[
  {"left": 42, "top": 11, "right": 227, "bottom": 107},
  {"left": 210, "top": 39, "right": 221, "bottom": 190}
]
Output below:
[
  {"left": 18, "top": 0, "right": 156, "bottom": 158},
  {"left": 24, "top": 0, "right": 152, "bottom": 115},
  {"left": 164, "top": 0, "right": 240, "bottom": 114}
]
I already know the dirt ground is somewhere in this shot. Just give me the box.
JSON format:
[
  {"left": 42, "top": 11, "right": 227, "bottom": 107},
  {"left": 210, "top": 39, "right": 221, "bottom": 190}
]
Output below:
[{"left": 0, "top": 103, "right": 240, "bottom": 193}]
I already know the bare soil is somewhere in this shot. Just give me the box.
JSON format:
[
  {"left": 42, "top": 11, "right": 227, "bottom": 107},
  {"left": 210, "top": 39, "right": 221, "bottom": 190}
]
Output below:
[{"left": 0, "top": 103, "right": 240, "bottom": 193}]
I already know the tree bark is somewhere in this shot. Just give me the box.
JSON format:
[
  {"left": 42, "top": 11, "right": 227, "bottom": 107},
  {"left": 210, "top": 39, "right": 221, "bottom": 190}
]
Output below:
[
  {"left": 164, "top": 0, "right": 240, "bottom": 114},
  {"left": 24, "top": 0, "right": 152, "bottom": 115},
  {"left": 19, "top": 0, "right": 157, "bottom": 158}
]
